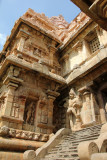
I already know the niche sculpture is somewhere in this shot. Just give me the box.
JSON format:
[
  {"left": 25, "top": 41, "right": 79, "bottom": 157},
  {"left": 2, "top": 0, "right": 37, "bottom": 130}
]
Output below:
[
  {"left": 24, "top": 101, "right": 36, "bottom": 125},
  {"left": 67, "top": 88, "right": 82, "bottom": 131}
]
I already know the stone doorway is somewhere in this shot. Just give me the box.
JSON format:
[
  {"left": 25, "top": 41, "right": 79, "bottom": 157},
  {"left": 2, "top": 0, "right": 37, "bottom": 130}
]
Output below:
[
  {"left": 97, "top": 82, "right": 107, "bottom": 124},
  {"left": 101, "top": 88, "right": 107, "bottom": 119}
]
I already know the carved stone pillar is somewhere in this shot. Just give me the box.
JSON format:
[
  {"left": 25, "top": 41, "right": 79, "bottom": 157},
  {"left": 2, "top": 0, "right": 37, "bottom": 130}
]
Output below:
[
  {"left": 79, "top": 87, "right": 96, "bottom": 127},
  {"left": 17, "top": 30, "right": 27, "bottom": 52},
  {"left": 47, "top": 90, "right": 60, "bottom": 134},
  {"left": 0, "top": 82, "right": 23, "bottom": 128},
  {"left": 96, "top": 27, "right": 107, "bottom": 48},
  {"left": 0, "top": 66, "right": 23, "bottom": 129},
  {"left": 48, "top": 95, "right": 55, "bottom": 126},
  {"left": 97, "top": 90, "right": 107, "bottom": 123},
  {"left": 3, "top": 83, "right": 18, "bottom": 117},
  {"left": 49, "top": 45, "right": 56, "bottom": 66},
  {"left": 18, "top": 96, "right": 26, "bottom": 121}
]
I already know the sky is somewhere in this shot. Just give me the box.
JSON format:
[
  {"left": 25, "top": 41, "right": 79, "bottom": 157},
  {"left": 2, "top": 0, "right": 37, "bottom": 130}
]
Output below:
[{"left": 0, "top": 0, "right": 80, "bottom": 51}]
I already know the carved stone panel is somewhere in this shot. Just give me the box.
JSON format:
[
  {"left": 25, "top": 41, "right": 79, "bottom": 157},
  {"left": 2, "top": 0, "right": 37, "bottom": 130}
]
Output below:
[{"left": 24, "top": 99, "right": 37, "bottom": 125}]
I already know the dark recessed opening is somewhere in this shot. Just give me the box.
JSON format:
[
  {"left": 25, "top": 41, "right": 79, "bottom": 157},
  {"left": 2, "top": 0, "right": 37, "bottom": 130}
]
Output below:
[{"left": 82, "top": 0, "right": 92, "bottom": 6}]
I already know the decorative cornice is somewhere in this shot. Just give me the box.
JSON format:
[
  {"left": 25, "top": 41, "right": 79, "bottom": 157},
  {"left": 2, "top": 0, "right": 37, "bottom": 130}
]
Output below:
[
  {"left": 0, "top": 55, "right": 66, "bottom": 85},
  {"left": 0, "top": 126, "right": 49, "bottom": 142}
]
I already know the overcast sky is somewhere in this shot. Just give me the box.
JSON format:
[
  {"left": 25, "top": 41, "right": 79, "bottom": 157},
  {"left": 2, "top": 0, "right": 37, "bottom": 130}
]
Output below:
[{"left": 0, "top": 0, "right": 80, "bottom": 51}]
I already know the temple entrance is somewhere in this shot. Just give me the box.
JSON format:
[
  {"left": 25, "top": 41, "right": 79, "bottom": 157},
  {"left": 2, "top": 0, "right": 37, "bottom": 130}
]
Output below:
[
  {"left": 101, "top": 88, "right": 107, "bottom": 119},
  {"left": 97, "top": 81, "right": 107, "bottom": 123}
]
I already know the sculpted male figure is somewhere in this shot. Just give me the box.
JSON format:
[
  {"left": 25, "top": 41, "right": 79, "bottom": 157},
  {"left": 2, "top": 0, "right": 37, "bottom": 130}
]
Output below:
[{"left": 67, "top": 89, "right": 82, "bottom": 130}]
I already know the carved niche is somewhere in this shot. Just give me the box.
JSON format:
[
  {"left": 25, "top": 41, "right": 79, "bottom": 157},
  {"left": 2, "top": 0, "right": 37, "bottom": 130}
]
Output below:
[
  {"left": 24, "top": 99, "right": 37, "bottom": 125},
  {"left": 0, "top": 98, "right": 5, "bottom": 117},
  {"left": 23, "top": 36, "right": 49, "bottom": 58}
]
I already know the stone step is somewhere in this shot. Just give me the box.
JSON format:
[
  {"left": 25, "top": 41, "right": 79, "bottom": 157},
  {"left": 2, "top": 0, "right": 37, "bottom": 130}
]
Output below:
[
  {"left": 69, "top": 131, "right": 100, "bottom": 137},
  {"left": 67, "top": 132, "right": 100, "bottom": 137},
  {"left": 64, "top": 134, "right": 99, "bottom": 140},
  {"left": 41, "top": 158, "right": 80, "bottom": 160},
  {"left": 46, "top": 151, "right": 78, "bottom": 156},
  {"left": 51, "top": 147, "right": 77, "bottom": 152},
  {"left": 63, "top": 135, "right": 99, "bottom": 142},
  {"left": 48, "top": 149, "right": 78, "bottom": 155},
  {"left": 71, "top": 137, "right": 99, "bottom": 144},
  {"left": 64, "top": 135, "right": 99, "bottom": 142},
  {"left": 41, "top": 124, "right": 102, "bottom": 160},
  {"left": 45, "top": 155, "right": 79, "bottom": 159}
]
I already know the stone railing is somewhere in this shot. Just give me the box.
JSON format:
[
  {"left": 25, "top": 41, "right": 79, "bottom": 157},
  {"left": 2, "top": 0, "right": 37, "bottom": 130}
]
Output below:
[
  {"left": 23, "top": 128, "right": 71, "bottom": 160},
  {"left": 78, "top": 123, "right": 107, "bottom": 160}
]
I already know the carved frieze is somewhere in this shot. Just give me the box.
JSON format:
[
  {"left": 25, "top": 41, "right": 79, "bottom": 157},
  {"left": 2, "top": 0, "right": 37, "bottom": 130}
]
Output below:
[
  {"left": 11, "top": 101, "right": 20, "bottom": 118},
  {"left": 0, "top": 126, "right": 49, "bottom": 142},
  {"left": 23, "top": 36, "right": 49, "bottom": 57}
]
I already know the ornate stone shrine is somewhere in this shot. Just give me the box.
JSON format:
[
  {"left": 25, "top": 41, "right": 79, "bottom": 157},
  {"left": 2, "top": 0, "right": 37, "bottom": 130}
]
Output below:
[{"left": 0, "top": 7, "right": 107, "bottom": 160}]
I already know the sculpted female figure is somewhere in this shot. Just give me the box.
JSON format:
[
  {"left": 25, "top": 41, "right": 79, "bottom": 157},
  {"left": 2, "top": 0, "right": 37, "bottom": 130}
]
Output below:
[{"left": 67, "top": 89, "right": 82, "bottom": 130}]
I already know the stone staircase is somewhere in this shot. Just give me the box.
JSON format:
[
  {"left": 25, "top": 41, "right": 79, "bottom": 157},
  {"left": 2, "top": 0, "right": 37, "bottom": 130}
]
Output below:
[{"left": 41, "top": 124, "right": 102, "bottom": 160}]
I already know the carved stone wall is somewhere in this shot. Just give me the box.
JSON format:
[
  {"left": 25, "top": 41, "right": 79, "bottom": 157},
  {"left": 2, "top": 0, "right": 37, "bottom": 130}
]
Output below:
[
  {"left": 0, "top": 7, "right": 107, "bottom": 159},
  {"left": 53, "top": 101, "right": 67, "bottom": 133}
]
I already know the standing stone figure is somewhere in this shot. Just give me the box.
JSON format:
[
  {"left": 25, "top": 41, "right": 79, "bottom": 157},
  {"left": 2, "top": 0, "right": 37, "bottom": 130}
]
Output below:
[
  {"left": 24, "top": 102, "right": 35, "bottom": 125},
  {"left": 67, "top": 89, "right": 82, "bottom": 131}
]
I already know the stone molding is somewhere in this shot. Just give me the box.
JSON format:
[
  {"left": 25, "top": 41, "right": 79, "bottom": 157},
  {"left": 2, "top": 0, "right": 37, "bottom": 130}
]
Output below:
[
  {"left": 0, "top": 126, "right": 49, "bottom": 142},
  {"left": 66, "top": 47, "right": 107, "bottom": 85},
  {"left": 0, "top": 55, "right": 66, "bottom": 85},
  {"left": 23, "top": 128, "right": 71, "bottom": 160}
]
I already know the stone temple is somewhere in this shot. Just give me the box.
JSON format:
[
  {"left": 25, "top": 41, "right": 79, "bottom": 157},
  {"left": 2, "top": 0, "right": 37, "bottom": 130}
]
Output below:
[{"left": 0, "top": 2, "right": 107, "bottom": 160}]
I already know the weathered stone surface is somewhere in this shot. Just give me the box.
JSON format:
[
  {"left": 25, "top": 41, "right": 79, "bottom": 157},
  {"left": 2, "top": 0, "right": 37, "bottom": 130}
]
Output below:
[
  {"left": 70, "top": 0, "right": 107, "bottom": 30},
  {"left": 0, "top": 3, "right": 107, "bottom": 160},
  {"left": 78, "top": 141, "right": 99, "bottom": 160},
  {"left": 91, "top": 153, "right": 107, "bottom": 160}
]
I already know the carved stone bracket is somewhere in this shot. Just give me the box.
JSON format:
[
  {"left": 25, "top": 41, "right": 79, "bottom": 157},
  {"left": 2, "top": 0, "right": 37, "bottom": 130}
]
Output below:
[{"left": 46, "top": 89, "right": 60, "bottom": 98}]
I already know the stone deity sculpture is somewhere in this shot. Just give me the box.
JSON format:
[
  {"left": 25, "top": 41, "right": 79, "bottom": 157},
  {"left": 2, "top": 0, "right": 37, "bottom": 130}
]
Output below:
[
  {"left": 24, "top": 102, "right": 35, "bottom": 125},
  {"left": 67, "top": 89, "right": 82, "bottom": 131}
]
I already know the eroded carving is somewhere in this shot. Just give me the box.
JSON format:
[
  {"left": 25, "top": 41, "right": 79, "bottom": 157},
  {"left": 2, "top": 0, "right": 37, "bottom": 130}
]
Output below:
[
  {"left": 11, "top": 102, "right": 20, "bottom": 118},
  {"left": 24, "top": 101, "right": 36, "bottom": 125},
  {"left": 0, "top": 126, "right": 10, "bottom": 137},
  {"left": 67, "top": 88, "right": 82, "bottom": 130}
]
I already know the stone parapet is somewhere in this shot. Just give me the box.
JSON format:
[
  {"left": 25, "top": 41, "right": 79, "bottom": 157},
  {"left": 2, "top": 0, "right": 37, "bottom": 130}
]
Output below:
[{"left": 66, "top": 47, "right": 107, "bottom": 85}]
